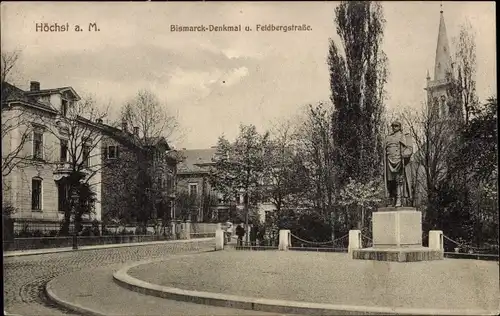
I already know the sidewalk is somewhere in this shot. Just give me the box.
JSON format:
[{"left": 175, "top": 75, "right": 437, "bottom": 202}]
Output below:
[{"left": 3, "top": 237, "right": 213, "bottom": 258}]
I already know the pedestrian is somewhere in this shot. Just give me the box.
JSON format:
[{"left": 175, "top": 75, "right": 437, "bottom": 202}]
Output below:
[
  {"left": 257, "top": 226, "right": 266, "bottom": 246},
  {"left": 250, "top": 224, "right": 258, "bottom": 247},
  {"left": 235, "top": 224, "right": 245, "bottom": 246},
  {"left": 225, "top": 221, "right": 233, "bottom": 244}
]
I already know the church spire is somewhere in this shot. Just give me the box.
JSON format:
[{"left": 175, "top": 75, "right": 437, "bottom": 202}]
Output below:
[{"left": 434, "top": 6, "right": 453, "bottom": 81}]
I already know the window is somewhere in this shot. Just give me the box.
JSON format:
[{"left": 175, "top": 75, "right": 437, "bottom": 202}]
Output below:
[
  {"left": 82, "top": 145, "right": 91, "bottom": 167},
  {"left": 189, "top": 184, "right": 198, "bottom": 197},
  {"left": 60, "top": 140, "right": 68, "bottom": 162},
  {"left": 107, "top": 146, "right": 118, "bottom": 159},
  {"left": 32, "top": 178, "right": 42, "bottom": 210},
  {"left": 33, "top": 131, "right": 43, "bottom": 159},
  {"left": 57, "top": 181, "right": 70, "bottom": 213},
  {"left": 265, "top": 211, "right": 272, "bottom": 222},
  {"left": 61, "top": 99, "right": 68, "bottom": 117},
  {"left": 440, "top": 95, "right": 447, "bottom": 117}
]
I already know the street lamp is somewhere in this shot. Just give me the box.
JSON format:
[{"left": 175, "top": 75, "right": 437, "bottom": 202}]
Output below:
[{"left": 71, "top": 190, "right": 79, "bottom": 250}]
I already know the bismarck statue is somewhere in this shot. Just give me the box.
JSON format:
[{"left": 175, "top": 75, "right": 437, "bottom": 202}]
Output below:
[{"left": 384, "top": 120, "right": 413, "bottom": 207}]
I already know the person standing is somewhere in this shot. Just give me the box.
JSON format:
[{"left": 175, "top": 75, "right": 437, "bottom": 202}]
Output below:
[
  {"left": 224, "top": 221, "right": 233, "bottom": 244},
  {"left": 235, "top": 224, "right": 245, "bottom": 246},
  {"left": 250, "top": 224, "right": 258, "bottom": 246}
]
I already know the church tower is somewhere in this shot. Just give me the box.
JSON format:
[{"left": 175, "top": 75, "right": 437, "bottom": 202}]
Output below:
[{"left": 424, "top": 6, "right": 454, "bottom": 118}]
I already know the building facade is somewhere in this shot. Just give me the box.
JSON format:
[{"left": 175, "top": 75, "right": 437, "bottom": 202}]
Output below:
[
  {"left": 100, "top": 122, "right": 177, "bottom": 228},
  {"left": 2, "top": 81, "right": 102, "bottom": 233}
]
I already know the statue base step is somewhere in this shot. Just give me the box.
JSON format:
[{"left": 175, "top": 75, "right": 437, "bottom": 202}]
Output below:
[{"left": 352, "top": 247, "right": 444, "bottom": 262}]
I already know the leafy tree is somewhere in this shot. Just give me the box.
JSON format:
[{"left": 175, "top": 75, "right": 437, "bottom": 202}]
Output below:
[
  {"left": 294, "top": 103, "right": 338, "bottom": 237},
  {"left": 175, "top": 190, "right": 199, "bottom": 221},
  {"left": 328, "top": 1, "right": 388, "bottom": 187},
  {"left": 262, "top": 119, "right": 308, "bottom": 219},
  {"left": 210, "top": 124, "right": 269, "bottom": 240},
  {"left": 338, "top": 177, "right": 383, "bottom": 231}
]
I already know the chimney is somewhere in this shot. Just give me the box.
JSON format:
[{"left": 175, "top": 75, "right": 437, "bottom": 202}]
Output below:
[
  {"left": 30, "top": 81, "right": 40, "bottom": 91},
  {"left": 133, "top": 126, "right": 139, "bottom": 136},
  {"left": 96, "top": 118, "right": 103, "bottom": 124},
  {"left": 121, "top": 120, "right": 128, "bottom": 133}
]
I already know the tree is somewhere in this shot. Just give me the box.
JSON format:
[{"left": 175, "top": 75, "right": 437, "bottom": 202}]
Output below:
[
  {"left": 400, "top": 102, "right": 458, "bottom": 228},
  {"left": 175, "top": 190, "right": 199, "bottom": 221},
  {"left": 1, "top": 50, "right": 21, "bottom": 86},
  {"left": 121, "top": 89, "right": 180, "bottom": 145},
  {"left": 294, "top": 103, "right": 338, "bottom": 237},
  {"left": 44, "top": 95, "right": 108, "bottom": 235},
  {"left": 448, "top": 21, "right": 479, "bottom": 124},
  {"left": 262, "top": 119, "right": 307, "bottom": 220},
  {"left": 210, "top": 125, "right": 269, "bottom": 239},
  {"left": 451, "top": 97, "right": 498, "bottom": 246},
  {"left": 1, "top": 50, "right": 33, "bottom": 178},
  {"left": 338, "top": 177, "right": 383, "bottom": 232},
  {"left": 328, "top": 1, "right": 388, "bottom": 186},
  {"left": 118, "top": 89, "right": 180, "bottom": 230}
]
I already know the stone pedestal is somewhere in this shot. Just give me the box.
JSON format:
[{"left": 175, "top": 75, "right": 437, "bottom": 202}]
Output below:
[
  {"left": 180, "top": 220, "right": 191, "bottom": 240},
  {"left": 429, "top": 230, "right": 444, "bottom": 251},
  {"left": 352, "top": 208, "right": 444, "bottom": 262},
  {"left": 215, "top": 229, "right": 224, "bottom": 251},
  {"left": 372, "top": 209, "right": 422, "bottom": 247},
  {"left": 278, "top": 230, "right": 291, "bottom": 251},
  {"left": 348, "top": 230, "right": 361, "bottom": 254}
]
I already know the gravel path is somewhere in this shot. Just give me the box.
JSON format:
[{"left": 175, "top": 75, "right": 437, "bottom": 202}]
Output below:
[
  {"left": 48, "top": 258, "right": 286, "bottom": 316},
  {"left": 128, "top": 250, "right": 499, "bottom": 311}
]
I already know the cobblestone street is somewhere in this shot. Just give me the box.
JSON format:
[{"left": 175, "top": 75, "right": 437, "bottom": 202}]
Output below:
[{"left": 3, "top": 240, "right": 213, "bottom": 315}]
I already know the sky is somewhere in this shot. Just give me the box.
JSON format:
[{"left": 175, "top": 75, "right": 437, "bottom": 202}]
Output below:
[{"left": 1, "top": 1, "right": 496, "bottom": 149}]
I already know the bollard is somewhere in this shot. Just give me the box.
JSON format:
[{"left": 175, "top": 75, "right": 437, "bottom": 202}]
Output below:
[
  {"left": 348, "top": 230, "right": 361, "bottom": 254},
  {"left": 278, "top": 230, "right": 291, "bottom": 251},
  {"left": 170, "top": 221, "right": 177, "bottom": 240},
  {"left": 185, "top": 220, "right": 191, "bottom": 239},
  {"left": 215, "top": 229, "right": 225, "bottom": 250},
  {"left": 428, "top": 230, "right": 444, "bottom": 251}
]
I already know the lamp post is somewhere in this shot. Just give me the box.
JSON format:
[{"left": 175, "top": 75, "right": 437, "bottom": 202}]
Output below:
[{"left": 71, "top": 190, "right": 79, "bottom": 250}]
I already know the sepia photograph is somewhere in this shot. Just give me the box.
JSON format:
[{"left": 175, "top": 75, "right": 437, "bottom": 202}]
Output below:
[{"left": 2, "top": 1, "right": 498, "bottom": 315}]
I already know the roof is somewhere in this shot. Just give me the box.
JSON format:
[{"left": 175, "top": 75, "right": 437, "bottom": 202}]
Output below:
[
  {"left": 1, "top": 82, "right": 56, "bottom": 111},
  {"left": 433, "top": 10, "right": 453, "bottom": 81},
  {"left": 144, "top": 136, "right": 171, "bottom": 150},
  {"left": 177, "top": 148, "right": 217, "bottom": 174},
  {"left": 24, "top": 86, "right": 81, "bottom": 101}
]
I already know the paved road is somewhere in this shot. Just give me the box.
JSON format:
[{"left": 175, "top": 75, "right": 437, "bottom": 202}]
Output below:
[{"left": 3, "top": 240, "right": 213, "bottom": 316}]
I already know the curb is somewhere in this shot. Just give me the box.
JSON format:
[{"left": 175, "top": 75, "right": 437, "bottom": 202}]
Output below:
[
  {"left": 44, "top": 250, "right": 216, "bottom": 316},
  {"left": 3, "top": 237, "right": 214, "bottom": 258},
  {"left": 113, "top": 257, "right": 500, "bottom": 316},
  {"left": 46, "top": 278, "right": 106, "bottom": 316}
]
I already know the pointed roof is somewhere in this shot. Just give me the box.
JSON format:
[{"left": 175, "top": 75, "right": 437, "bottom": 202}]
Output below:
[
  {"left": 177, "top": 148, "right": 217, "bottom": 174},
  {"left": 434, "top": 10, "right": 453, "bottom": 81}
]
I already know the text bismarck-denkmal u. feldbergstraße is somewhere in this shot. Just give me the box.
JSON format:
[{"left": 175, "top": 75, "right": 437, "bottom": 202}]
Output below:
[{"left": 170, "top": 24, "right": 312, "bottom": 32}]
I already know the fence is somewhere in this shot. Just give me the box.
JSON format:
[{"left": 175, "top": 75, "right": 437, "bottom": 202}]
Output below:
[
  {"left": 190, "top": 222, "right": 218, "bottom": 238},
  {"left": 229, "top": 231, "right": 499, "bottom": 261},
  {"left": 2, "top": 234, "right": 172, "bottom": 252},
  {"left": 2, "top": 220, "right": 220, "bottom": 251}
]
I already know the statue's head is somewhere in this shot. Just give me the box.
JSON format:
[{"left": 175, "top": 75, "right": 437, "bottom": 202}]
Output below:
[{"left": 391, "top": 121, "right": 402, "bottom": 133}]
